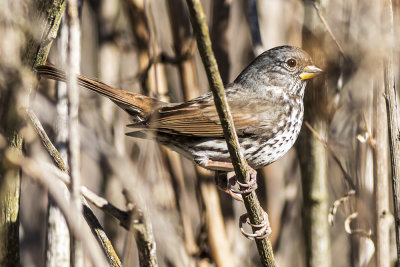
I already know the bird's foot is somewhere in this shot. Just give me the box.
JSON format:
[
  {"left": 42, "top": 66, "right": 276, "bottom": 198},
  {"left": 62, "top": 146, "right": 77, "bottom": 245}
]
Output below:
[
  {"left": 230, "top": 167, "right": 258, "bottom": 194},
  {"left": 239, "top": 211, "right": 271, "bottom": 240},
  {"left": 206, "top": 161, "right": 258, "bottom": 200},
  {"left": 214, "top": 170, "right": 243, "bottom": 201}
]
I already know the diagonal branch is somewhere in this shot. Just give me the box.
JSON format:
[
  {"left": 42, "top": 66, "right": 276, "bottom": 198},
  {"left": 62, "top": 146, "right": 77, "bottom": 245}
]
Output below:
[
  {"left": 312, "top": 2, "right": 347, "bottom": 60},
  {"left": 185, "top": 1, "right": 275, "bottom": 266},
  {"left": 26, "top": 108, "right": 122, "bottom": 266},
  {"left": 5, "top": 151, "right": 108, "bottom": 267},
  {"left": 304, "top": 121, "right": 356, "bottom": 190}
]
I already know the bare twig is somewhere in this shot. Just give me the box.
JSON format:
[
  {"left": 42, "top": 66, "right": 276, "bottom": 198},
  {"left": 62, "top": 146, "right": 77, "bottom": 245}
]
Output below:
[
  {"left": 166, "top": 0, "right": 199, "bottom": 101},
  {"left": 5, "top": 152, "right": 108, "bottom": 267},
  {"left": 328, "top": 190, "right": 356, "bottom": 226},
  {"left": 344, "top": 212, "right": 372, "bottom": 238},
  {"left": 167, "top": 0, "right": 225, "bottom": 260},
  {"left": 81, "top": 197, "right": 122, "bottom": 267},
  {"left": 1, "top": 0, "right": 67, "bottom": 265},
  {"left": 46, "top": 15, "right": 71, "bottom": 266},
  {"left": 211, "top": 0, "right": 231, "bottom": 84},
  {"left": 312, "top": 2, "right": 347, "bottom": 59},
  {"left": 25, "top": 109, "right": 123, "bottom": 266},
  {"left": 305, "top": 121, "right": 356, "bottom": 189},
  {"left": 66, "top": 0, "right": 82, "bottom": 265},
  {"left": 122, "top": 190, "right": 158, "bottom": 267},
  {"left": 32, "top": 0, "right": 66, "bottom": 68},
  {"left": 185, "top": 1, "right": 275, "bottom": 265},
  {"left": 382, "top": 0, "right": 400, "bottom": 262},
  {"left": 373, "top": 67, "right": 390, "bottom": 267},
  {"left": 28, "top": 104, "right": 158, "bottom": 266},
  {"left": 26, "top": 109, "right": 69, "bottom": 172},
  {"left": 42, "top": 162, "right": 131, "bottom": 231},
  {"left": 384, "top": 39, "right": 400, "bottom": 267},
  {"left": 122, "top": 0, "right": 152, "bottom": 95},
  {"left": 246, "top": 0, "right": 264, "bottom": 56},
  {"left": 200, "top": 182, "right": 235, "bottom": 266}
]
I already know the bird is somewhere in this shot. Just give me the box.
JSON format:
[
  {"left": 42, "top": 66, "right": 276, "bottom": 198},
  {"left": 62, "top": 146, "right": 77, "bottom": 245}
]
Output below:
[{"left": 36, "top": 45, "right": 322, "bottom": 193}]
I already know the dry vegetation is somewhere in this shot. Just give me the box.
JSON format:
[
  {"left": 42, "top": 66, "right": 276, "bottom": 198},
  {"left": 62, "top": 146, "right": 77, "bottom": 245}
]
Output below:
[{"left": 0, "top": 0, "right": 399, "bottom": 266}]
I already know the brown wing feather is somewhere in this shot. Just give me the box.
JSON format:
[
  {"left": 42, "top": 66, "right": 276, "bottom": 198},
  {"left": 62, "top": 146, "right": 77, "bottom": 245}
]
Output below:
[{"left": 149, "top": 90, "right": 283, "bottom": 137}]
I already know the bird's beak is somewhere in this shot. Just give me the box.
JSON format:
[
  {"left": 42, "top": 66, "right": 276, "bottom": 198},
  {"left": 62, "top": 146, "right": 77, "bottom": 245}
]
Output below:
[{"left": 299, "top": 65, "right": 324, "bottom": 80}]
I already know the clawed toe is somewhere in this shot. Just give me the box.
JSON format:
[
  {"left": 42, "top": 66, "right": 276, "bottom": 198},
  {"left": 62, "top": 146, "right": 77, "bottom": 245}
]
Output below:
[
  {"left": 213, "top": 167, "right": 258, "bottom": 201},
  {"left": 239, "top": 212, "right": 271, "bottom": 240},
  {"left": 220, "top": 187, "right": 243, "bottom": 201},
  {"left": 230, "top": 168, "right": 258, "bottom": 194}
]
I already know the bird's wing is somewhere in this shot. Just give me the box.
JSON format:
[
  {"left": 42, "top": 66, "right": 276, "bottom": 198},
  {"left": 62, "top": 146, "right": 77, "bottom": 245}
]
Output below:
[{"left": 139, "top": 90, "right": 285, "bottom": 138}]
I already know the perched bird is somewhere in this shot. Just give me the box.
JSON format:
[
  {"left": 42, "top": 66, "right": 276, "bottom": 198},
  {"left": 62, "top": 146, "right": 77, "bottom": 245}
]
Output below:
[{"left": 36, "top": 45, "right": 322, "bottom": 190}]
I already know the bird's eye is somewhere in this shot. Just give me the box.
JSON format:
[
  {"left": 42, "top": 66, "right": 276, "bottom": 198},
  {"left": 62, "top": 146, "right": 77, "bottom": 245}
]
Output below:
[{"left": 286, "top": 58, "right": 297, "bottom": 68}]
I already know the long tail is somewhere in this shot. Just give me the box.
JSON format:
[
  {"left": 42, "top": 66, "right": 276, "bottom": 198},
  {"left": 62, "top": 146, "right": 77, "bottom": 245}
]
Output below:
[{"left": 35, "top": 62, "right": 163, "bottom": 121}]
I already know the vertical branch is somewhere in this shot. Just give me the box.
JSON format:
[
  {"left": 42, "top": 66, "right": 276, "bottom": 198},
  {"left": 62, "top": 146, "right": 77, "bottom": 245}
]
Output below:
[
  {"left": 373, "top": 1, "right": 393, "bottom": 258},
  {"left": 300, "top": 2, "right": 331, "bottom": 267},
  {"left": 168, "top": 0, "right": 227, "bottom": 262},
  {"left": 298, "top": 120, "right": 331, "bottom": 267},
  {"left": 122, "top": 2, "right": 161, "bottom": 266},
  {"left": 385, "top": 64, "right": 400, "bottom": 265},
  {"left": 383, "top": 0, "right": 400, "bottom": 262},
  {"left": 167, "top": 1, "right": 235, "bottom": 263},
  {"left": 66, "top": 0, "right": 82, "bottom": 265},
  {"left": 0, "top": 0, "right": 63, "bottom": 265},
  {"left": 246, "top": 0, "right": 263, "bottom": 55},
  {"left": 211, "top": 0, "right": 231, "bottom": 84},
  {"left": 122, "top": 0, "right": 151, "bottom": 94},
  {"left": 166, "top": 0, "right": 199, "bottom": 100},
  {"left": 26, "top": 110, "right": 122, "bottom": 266},
  {"left": 373, "top": 74, "right": 390, "bottom": 267},
  {"left": 46, "top": 18, "right": 71, "bottom": 267},
  {"left": 185, "top": 1, "right": 275, "bottom": 266}
]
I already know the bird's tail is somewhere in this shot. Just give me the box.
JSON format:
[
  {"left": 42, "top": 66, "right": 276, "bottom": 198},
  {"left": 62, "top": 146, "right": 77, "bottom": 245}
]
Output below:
[{"left": 35, "top": 62, "right": 163, "bottom": 121}]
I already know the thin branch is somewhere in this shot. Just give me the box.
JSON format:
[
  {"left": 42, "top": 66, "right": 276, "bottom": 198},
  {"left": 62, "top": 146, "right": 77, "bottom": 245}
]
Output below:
[
  {"left": 25, "top": 109, "right": 123, "bottom": 266},
  {"left": 382, "top": 0, "right": 400, "bottom": 262},
  {"left": 26, "top": 109, "right": 69, "bottom": 172},
  {"left": 27, "top": 106, "right": 159, "bottom": 266},
  {"left": 66, "top": 0, "right": 82, "bottom": 264},
  {"left": 246, "top": 0, "right": 263, "bottom": 56},
  {"left": 373, "top": 67, "right": 390, "bottom": 267},
  {"left": 305, "top": 121, "right": 356, "bottom": 189},
  {"left": 80, "top": 187, "right": 130, "bottom": 229},
  {"left": 43, "top": 161, "right": 131, "bottom": 231},
  {"left": 328, "top": 190, "right": 356, "bottom": 226},
  {"left": 4, "top": 152, "right": 108, "bottom": 267},
  {"left": 81, "top": 197, "right": 122, "bottom": 267},
  {"left": 344, "top": 212, "right": 372, "bottom": 238},
  {"left": 185, "top": 1, "right": 275, "bottom": 265},
  {"left": 0, "top": 1, "right": 66, "bottom": 265},
  {"left": 122, "top": 190, "right": 158, "bottom": 267},
  {"left": 312, "top": 2, "right": 347, "bottom": 59},
  {"left": 210, "top": 0, "right": 231, "bottom": 83},
  {"left": 384, "top": 38, "right": 400, "bottom": 267},
  {"left": 32, "top": 0, "right": 66, "bottom": 68}
]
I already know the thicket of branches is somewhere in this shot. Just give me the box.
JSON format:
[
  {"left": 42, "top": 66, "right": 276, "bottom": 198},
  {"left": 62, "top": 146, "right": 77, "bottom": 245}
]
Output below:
[{"left": 0, "top": 0, "right": 399, "bottom": 266}]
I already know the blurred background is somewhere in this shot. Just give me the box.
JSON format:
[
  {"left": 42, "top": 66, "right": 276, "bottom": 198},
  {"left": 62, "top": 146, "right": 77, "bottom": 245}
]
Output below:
[{"left": 1, "top": 0, "right": 399, "bottom": 266}]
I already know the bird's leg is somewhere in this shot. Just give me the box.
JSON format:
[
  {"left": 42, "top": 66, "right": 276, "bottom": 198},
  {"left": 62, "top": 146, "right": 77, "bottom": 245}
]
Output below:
[
  {"left": 206, "top": 161, "right": 269, "bottom": 239},
  {"left": 204, "top": 160, "right": 258, "bottom": 196},
  {"left": 239, "top": 212, "right": 271, "bottom": 240},
  {"left": 214, "top": 171, "right": 243, "bottom": 201}
]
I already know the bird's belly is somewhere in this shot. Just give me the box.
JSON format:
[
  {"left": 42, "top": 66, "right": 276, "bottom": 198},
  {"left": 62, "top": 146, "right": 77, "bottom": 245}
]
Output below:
[
  {"left": 161, "top": 117, "right": 303, "bottom": 171},
  {"left": 186, "top": 124, "right": 301, "bottom": 170},
  {"left": 245, "top": 118, "right": 303, "bottom": 168}
]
